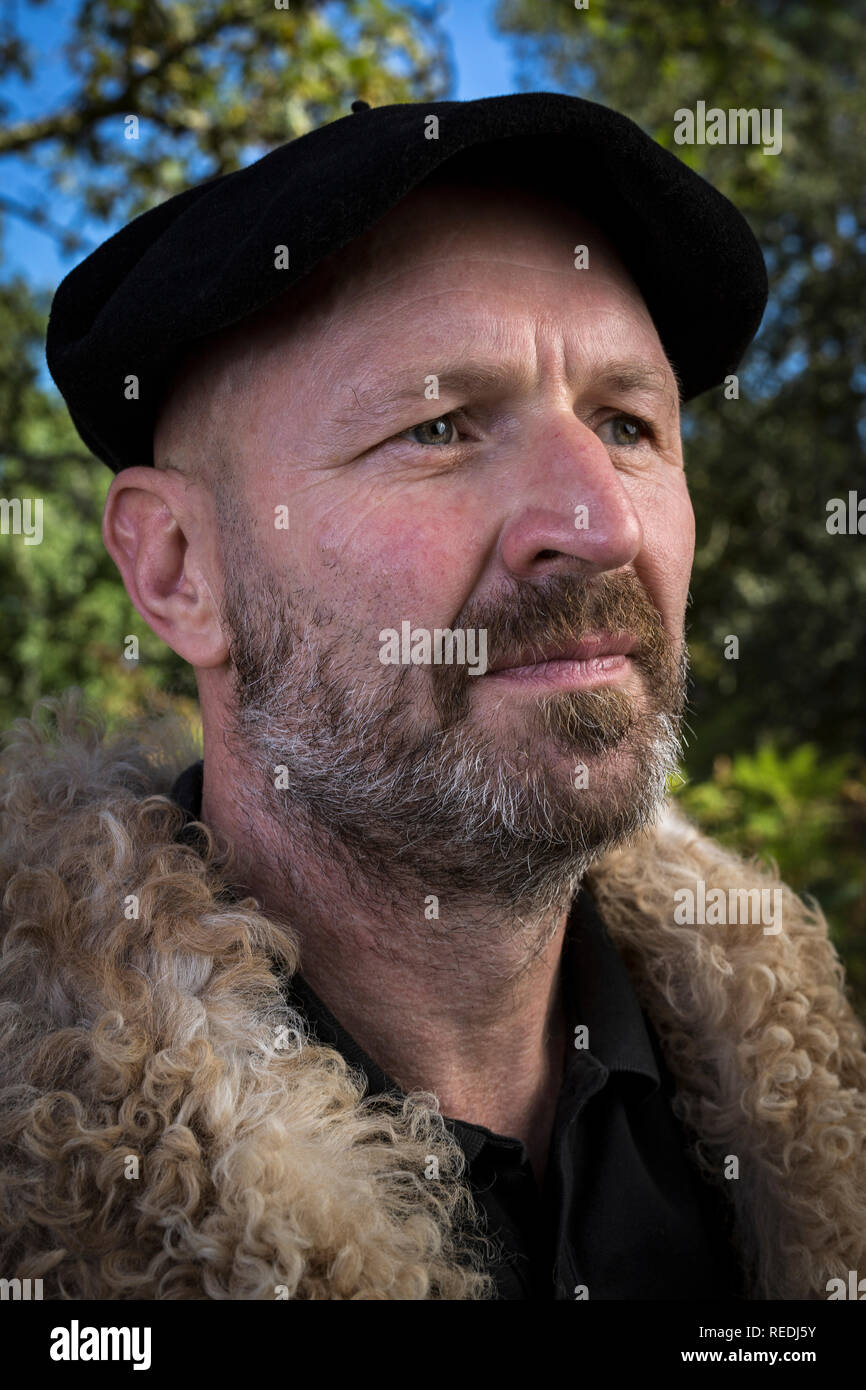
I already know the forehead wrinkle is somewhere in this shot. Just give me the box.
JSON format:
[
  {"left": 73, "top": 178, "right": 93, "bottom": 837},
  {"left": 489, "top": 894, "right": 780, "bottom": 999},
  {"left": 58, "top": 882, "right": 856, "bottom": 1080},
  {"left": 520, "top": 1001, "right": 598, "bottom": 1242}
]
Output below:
[
  {"left": 330, "top": 255, "right": 604, "bottom": 313},
  {"left": 335, "top": 248, "right": 654, "bottom": 338},
  {"left": 337, "top": 360, "right": 536, "bottom": 427},
  {"left": 171, "top": 190, "right": 681, "bottom": 463},
  {"left": 328, "top": 351, "right": 681, "bottom": 439},
  {"left": 300, "top": 176, "right": 636, "bottom": 323}
]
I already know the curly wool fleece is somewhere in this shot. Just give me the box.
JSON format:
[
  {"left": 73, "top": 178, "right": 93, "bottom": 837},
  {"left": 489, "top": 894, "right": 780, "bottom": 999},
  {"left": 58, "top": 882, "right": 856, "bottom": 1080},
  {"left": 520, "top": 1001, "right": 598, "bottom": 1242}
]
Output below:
[{"left": 1, "top": 691, "right": 864, "bottom": 1300}]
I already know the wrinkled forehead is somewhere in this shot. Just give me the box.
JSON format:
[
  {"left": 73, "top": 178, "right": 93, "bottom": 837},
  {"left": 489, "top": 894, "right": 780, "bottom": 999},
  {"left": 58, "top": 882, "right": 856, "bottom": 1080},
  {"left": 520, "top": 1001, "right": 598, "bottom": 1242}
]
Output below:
[
  {"left": 157, "top": 158, "right": 670, "bottom": 448},
  {"left": 248, "top": 165, "right": 648, "bottom": 350}
]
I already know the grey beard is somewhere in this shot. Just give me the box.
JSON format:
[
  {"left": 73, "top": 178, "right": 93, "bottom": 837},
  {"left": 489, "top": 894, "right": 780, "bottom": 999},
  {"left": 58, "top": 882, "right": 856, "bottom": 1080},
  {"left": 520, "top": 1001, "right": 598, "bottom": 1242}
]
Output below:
[{"left": 223, "top": 611, "right": 687, "bottom": 921}]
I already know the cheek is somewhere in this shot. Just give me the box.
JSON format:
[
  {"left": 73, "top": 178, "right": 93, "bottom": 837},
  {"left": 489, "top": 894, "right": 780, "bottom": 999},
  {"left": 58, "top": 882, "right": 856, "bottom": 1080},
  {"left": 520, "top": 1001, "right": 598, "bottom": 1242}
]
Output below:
[
  {"left": 314, "top": 493, "right": 485, "bottom": 624},
  {"left": 635, "top": 474, "right": 694, "bottom": 631}
]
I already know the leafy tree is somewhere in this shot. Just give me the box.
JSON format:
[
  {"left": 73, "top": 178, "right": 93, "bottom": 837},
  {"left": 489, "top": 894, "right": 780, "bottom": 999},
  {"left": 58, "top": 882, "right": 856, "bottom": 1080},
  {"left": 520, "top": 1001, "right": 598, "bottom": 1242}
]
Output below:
[{"left": 677, "top": 743, "right": 866, "bottom": 1005}]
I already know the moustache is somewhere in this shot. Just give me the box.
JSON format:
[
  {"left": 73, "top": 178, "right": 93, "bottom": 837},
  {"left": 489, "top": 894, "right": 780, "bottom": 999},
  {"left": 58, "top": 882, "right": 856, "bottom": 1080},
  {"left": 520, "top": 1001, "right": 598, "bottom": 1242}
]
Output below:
[{"left": 428, "top": 570, "right": 679, "bottom": 727}]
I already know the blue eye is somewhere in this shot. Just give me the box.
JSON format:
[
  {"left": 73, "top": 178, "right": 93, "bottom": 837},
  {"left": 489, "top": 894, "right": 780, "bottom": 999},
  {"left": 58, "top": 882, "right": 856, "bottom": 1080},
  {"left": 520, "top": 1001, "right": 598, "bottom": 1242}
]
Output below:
[
  {"left": 403, "top": 414, "right": 459, "bottom": 446},
  {"left": 601, "top": 415, "right": 653, "bottom": 447},
  {"left": 398, "top": 411, "right": 652, "bottom": 450}
]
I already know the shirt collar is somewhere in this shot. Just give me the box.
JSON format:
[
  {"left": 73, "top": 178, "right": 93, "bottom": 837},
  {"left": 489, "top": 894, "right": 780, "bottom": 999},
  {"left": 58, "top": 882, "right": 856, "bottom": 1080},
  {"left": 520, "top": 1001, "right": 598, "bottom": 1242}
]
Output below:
[
  {"left": 169, "top": 759, "right": 661, "bottom": 1125},
  {"left": 567, "top": 889, "right": 661, "bottom": 1091},
  {"left": 171, "top": 759, "right": 204, "bottom": 825}
]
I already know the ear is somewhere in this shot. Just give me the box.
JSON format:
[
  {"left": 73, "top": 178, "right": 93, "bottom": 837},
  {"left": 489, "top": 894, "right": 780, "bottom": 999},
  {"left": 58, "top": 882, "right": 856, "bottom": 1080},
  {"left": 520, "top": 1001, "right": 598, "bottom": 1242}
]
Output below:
[{"left": 102, "top": 466, "right": 229, "bottom": 668}]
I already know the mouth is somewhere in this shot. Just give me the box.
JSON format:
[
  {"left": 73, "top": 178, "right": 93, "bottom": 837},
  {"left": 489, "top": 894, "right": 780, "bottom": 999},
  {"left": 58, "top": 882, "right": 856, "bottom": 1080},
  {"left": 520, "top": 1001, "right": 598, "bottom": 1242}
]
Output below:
[{"left": 483, "top": 631, "right": 637, "bottom": 690}]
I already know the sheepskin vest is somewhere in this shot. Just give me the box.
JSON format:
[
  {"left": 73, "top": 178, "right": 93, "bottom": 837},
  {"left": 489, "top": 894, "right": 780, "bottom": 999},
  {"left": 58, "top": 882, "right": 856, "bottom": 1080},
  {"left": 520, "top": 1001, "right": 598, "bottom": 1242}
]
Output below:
[{"left": 1, "top": 691, "right": 865, "bottom": 1301}]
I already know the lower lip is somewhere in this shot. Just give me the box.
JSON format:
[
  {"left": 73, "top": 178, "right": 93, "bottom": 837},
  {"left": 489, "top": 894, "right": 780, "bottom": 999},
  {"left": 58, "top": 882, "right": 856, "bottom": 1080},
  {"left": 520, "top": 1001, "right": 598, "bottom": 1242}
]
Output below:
[{"left": 482, "top": 654, "right": 632, "bottom": 689}]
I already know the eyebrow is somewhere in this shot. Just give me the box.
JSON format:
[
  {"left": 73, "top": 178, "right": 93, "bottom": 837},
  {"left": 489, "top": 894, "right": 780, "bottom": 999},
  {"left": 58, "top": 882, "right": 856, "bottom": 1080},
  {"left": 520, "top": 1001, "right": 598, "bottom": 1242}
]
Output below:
[
  {"left": 331, "top": 356, "right": 683, "bottom": 436},
  {"left": 596, "top": 360, "right": 684, "bottom": 406}
]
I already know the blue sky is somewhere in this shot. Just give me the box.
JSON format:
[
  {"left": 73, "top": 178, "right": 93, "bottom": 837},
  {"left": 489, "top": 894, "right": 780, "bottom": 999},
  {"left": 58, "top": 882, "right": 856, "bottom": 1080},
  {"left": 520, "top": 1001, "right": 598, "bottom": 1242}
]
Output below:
[
  {"left": 448, "top": 0, "right": 516, "bottom": 101},
  {"left": 1, "top": 0, "right": 523, "bottom": 292}
]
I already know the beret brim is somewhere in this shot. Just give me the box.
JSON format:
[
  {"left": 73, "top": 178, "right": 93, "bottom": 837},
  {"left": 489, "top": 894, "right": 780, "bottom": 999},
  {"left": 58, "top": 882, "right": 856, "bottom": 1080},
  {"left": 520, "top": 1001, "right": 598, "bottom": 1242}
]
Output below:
[{"left": 45, "top": 91, "right": 768, "bottom": 473}]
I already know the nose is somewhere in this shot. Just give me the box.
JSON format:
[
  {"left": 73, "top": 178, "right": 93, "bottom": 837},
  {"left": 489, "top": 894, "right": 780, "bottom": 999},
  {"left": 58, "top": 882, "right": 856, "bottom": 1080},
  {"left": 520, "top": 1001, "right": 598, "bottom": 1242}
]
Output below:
[{"left": 497, "top": 412, "right": 644, "bottom": 581}]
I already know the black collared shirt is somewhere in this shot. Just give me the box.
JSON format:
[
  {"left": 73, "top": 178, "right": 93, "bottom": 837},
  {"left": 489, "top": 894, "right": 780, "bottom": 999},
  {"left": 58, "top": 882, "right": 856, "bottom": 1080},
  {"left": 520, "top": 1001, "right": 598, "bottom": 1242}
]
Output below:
[{"left": 170, "top": 760, "right": 745, "bottom": 1300}]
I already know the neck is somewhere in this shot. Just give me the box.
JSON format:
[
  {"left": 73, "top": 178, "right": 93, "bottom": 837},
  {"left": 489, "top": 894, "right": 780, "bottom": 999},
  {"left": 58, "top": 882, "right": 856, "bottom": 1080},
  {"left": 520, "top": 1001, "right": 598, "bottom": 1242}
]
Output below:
[{"left": 201, "top": 750, "right": 576, "bottom": 1175}]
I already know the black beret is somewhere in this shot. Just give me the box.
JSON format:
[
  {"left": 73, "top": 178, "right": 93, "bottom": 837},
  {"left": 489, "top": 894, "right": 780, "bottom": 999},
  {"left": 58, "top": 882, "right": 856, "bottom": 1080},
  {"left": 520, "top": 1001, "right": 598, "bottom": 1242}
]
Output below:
[{"left": 45, "top": 91, "right": 768, "bottom": 474}]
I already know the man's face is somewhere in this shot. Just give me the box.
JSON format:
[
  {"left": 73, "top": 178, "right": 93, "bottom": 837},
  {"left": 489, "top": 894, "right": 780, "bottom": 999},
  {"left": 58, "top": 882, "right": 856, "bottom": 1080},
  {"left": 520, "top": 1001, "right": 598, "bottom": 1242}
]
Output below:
[{"left": 213, "top": 175, "right": 694, "bottom": 912}]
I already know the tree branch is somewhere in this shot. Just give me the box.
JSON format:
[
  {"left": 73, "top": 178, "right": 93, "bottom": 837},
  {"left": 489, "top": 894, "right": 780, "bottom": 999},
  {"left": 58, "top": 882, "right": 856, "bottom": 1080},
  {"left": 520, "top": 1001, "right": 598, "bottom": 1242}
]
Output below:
[
  {"left": 0, "top": 194, "right": 93, "bottom": 252},
  {"left": 0, "top": 9, "right": 241, "bottom": 156}
]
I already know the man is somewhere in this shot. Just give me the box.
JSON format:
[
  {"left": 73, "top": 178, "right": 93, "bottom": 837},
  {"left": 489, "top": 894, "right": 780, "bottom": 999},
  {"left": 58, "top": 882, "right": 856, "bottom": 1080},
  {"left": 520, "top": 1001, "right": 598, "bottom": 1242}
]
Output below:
[{"left": 2, "top": 93, "right": 865, "bottom": 1301}]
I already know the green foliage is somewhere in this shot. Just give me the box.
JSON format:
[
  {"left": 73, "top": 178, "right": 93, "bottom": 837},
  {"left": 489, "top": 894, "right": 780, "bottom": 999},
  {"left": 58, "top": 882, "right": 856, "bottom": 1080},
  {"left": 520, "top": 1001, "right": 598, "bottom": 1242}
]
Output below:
[
  {"left": 0, "top": 0, "right": 453, "bottom": 224},
  {"left": 676, "top": 744, "right": 866, "bottom": 1014}
]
